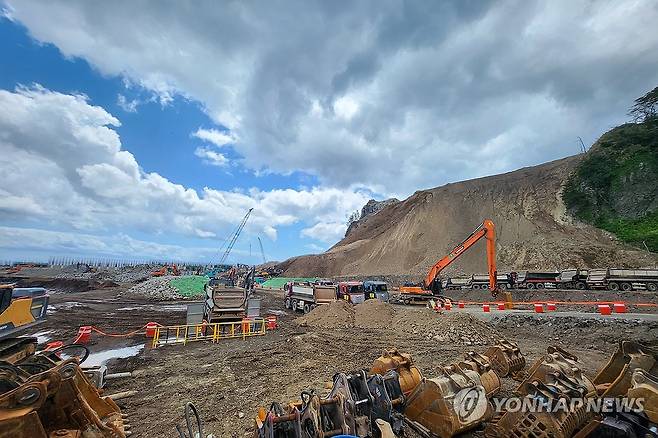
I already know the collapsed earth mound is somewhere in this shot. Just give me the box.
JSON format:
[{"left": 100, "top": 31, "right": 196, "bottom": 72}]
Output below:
[
  {"left": 296, "top": 299, "right": 500, "bottom": 346},
  {"left": 279, "top": 156, "right": 657, "bottom": 278},
  {"left": 295, "top": 300, "right": 355, "bottom": 328}
]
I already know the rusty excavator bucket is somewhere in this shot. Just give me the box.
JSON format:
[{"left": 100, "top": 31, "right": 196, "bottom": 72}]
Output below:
[
  {"left": 0, "top": 346, "right": 126, "bottom": 438},
  {"left": 485, "top": 346, "right": 596, "bottom": 438},
  {"left": 405, "top": 364, "right": 493, "bottom": 437},
  {"left": 483, "top": 339, "right": 526, "bottom": 379},
  {"left": 371, "top": 349, "right": 423, "bottom": 396}
]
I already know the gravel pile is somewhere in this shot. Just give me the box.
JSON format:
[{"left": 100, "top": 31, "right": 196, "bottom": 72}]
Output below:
[
  {"left": 394, "top": 311, "right": 501, "bottom": 346},
  {"left": 126, "top": 276, "right": 183, "bottom": 300},
  {"left": 54, "top": 265, "right": 153, "bottom": 283}
]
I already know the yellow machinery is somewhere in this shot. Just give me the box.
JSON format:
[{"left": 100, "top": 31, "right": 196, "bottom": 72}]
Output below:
[{"left": 0, "top": 284, "right": 49, "bottom": 341}]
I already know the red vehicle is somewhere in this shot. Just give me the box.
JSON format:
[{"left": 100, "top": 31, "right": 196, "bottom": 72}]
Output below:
[{"left": 337, "top": 281, "right": 365, "bottom": 304}]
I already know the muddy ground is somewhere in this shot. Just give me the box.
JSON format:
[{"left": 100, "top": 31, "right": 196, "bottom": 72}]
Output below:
[{"left": 12, "top": 278, "right": 658, "bottom": 437}]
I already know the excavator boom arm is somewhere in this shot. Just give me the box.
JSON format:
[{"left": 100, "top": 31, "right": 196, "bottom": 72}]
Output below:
[{"left": 424, "top": 219, "right": 497, "bottom": 291}]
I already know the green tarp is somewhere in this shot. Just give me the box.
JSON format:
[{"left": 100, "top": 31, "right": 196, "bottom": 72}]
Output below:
[
  {"left": 169, "top": 275, "right": 208, "bottom": 297},
  {"left": 260, "top": 277, "right": 319, "bottom": 289}
]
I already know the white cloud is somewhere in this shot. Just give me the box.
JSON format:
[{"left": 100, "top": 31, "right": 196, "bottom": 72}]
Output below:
[
  {"left": 192, "top": 128, "right": 237, "bottom": 147},
  {"left": 117, "top": 94, "right": 139, "bottom": 112},
  {"left": 194, "top": 146, "right": 229, "bottom": 167},
  {"left": 300, "top": 222, "right": 347, "bottom": 243},
  {"left": 6, "top": 1, "right": 658, "bottom": 197},
  {"left": 0, "top": 226, "right": 218, "bottom": 261},
  {"left": 0, "top": 85, "right": 370, "bottom": 258}
]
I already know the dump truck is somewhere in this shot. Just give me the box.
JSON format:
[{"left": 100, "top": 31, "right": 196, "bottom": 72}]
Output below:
[
  {"left": 337, "top": 281, "right": 365, "bottom": 304},
  {"left": 363, "top": 280, "right": 390, "bottom": 301},
  {"left": 587, "top": 268, "right": 658, "bottom": 291},
  {"left": 470, "top": 273, "right": 515, "bottom": 290},
  {"left": 516, "top": 271, "right": 560, "bottom": 289},
  {"left": 284, "top": 282, "right": 337, "bottom": 313},
  {"left": 557, "top": 268, "right": 588, "bottom": 290}
]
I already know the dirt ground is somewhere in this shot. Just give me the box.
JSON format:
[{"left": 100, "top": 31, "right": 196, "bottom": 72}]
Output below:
[{"left": 11, "top": 277, "right": 658, "bottom": 437}]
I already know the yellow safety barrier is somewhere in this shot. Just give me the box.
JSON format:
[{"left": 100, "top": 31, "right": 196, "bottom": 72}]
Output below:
[{"left": 151, "top": 318, "right": 267, "bottom": 348}]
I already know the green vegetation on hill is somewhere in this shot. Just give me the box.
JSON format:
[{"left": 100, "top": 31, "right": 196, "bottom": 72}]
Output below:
[{"left": 563, "top": 117, "right": 658, "bottom": 252}]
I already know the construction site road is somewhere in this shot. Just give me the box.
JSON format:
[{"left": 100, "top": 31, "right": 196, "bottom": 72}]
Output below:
[
  {"left": 9, "top": 277, "right": 658, "bottom": 437},
  {"left": 451, "top": 306, "right": 658, "bottom": 322}
]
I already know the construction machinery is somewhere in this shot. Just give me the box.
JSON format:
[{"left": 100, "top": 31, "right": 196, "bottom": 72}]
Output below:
[
  {"left": 337, "top": 281, "right": 366, "bottom": 304},
  {"left": 203, "top": 266, "right": 261, "bottom": 322},
  {"left": 257, "top": 236, "right": 267, "bottom": 264},
  {"left": 399, "top": 219, "right": 498, "bottom": 303},
  {"left": 285, "top": 282, "right": 337, "bottom": 313},
  {"left": 363, "top": 281, "right": 390, "bottom": 301},
  {"left": 219, "top": 208, "right": 253, "bottom": 265},
  {"left": 0, "top": 284, "right": 49, "bottom": 340},
  {"left": 587, "top": 268, "right": 658, "bottom": 291},
  {"left": 151, "top": 264, "right": 180, "bottom": 277}
]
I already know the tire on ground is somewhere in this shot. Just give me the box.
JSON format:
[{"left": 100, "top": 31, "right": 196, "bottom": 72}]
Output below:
[{"left": 303, "top": 303, "right": 311, "bottom": 314}]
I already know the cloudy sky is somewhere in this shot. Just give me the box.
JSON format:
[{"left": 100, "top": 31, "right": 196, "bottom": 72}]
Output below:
[{"left": 1, "top": 1, "right": 657, "bottom": 264}]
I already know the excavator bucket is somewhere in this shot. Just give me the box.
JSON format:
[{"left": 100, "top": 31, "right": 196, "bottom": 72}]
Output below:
[
  {"left": 371, "top": 349, "right": 423, "bottom": 396},
  {"left": 405, "top": 364, "right": 493, "bottom": 437},
  {"left": 485, "top": 347, "right": 595, "bottom": 438},
  {"left": 0, "top": 357, "right": 126, "bottom": 438},
  {"left": 592, "top": 340, "right": 658, "bottom": 397},
  {"left": 458, "top": 351, "right": 501, "bottom": 397},
  {"left": 483, "top": 339, "right": 526, "bottom": 379}
]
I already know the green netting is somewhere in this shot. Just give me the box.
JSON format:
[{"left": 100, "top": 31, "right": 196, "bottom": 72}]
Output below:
[
  {"left": 169, "top": 275, "right": 208, "bottom": 297},
  {"left": 260, "top": 277, "right": 319, "bottom": 289}
]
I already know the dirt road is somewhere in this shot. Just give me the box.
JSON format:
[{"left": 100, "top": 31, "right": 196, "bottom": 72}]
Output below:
[{"left": 14, "top": 280, "right": 658, "bottom": 437}]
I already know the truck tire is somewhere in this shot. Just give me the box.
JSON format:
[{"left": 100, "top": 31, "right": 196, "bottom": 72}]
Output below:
[
  {"left": 499, "top": 283, "right": 507, "bottom": 290},
  {"left": 621, "top": 282, "right": 632, "bottom": 292},
  {"left": 526, "top": 283, "right": 535, "bottom": 289},
  {"left": 535, "top": 283, "right": 545, "bottom": 289},
  {"left": 284, "top": 297, "right": 291, "bottom": 309},
  {"left": 291, "top": 299, "right": 298, "bottom": 311},
  {"left": 648, "top": 283, "right": 657, "bottom": 292},
  {"left": 472, "top": 284, "right": 480, "bottom": 290},
  {"left": 576, "top": 282, "right": 586, "bottom": 290},
  {"left": 608, "top": 282, "right": 619, "bottom": 291},
  {"left": 303, "top": 303, "right": 311, "bottom": 314}
]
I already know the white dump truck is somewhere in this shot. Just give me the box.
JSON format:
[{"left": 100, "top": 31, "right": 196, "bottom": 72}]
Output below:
[{"left": 587, "top": 268, "right": 658, "bottom": 291}]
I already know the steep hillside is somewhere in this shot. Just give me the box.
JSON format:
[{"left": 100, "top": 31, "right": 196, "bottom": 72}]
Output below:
[
  {"left": 563, "top": 118, "right": 658, "bottom": 251},
  {"left": 281, "top": 156, "right": 657, "bottom": 278}
]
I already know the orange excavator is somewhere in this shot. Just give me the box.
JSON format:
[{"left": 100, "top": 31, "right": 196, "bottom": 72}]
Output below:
[
  {"left": 399, "top": 219, "right": 498, "bottom": 303},
  {"left": 151, "top": 264, "right": 181, "bottom": 277}
]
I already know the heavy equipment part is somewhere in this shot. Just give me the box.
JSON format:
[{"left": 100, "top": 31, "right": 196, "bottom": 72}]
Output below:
[
  {"left": 0, "top": 285, "right": 49, "bottom": 340},
  {"left": 371, "top": 349, "right": 423, "bottom": 396},
  {"left": 483, "top": 339, "right": 526, "bottom": 379},
  {"left": 628, "top": 369, "right": 658, "bottom": 423},
  {"left": 258, "top": 236, "right": 267, "bottom": 265},
  {"left": 220, "top": 208, "right": 253, "bottom": 265},
  {"left": 591, "top": 341, "right": 658, "bottom": 397},
  {"left": 0, "top": 350, "right": 126, "bottom": 438},
  {"left": 486, "top": 347, "right": 596, "bottom": 438},
  {"left": 516, "top": 270, "right": 560, "bottom": 289},
  {"left": 405, "top": 364, "right": 493, "bottom": 437},
  {"left": 151, "top": 264, "right": 180, "bottom": 277},
  {"left": 458, "top": 351, "right": 501, "bottom": 397}
]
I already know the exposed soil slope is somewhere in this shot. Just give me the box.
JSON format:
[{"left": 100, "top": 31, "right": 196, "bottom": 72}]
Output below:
[{"left": 281, "top": 156, "right": 657, "bottom": 278}]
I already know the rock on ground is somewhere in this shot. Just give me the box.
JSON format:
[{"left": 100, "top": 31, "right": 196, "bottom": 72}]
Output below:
[{"left": 126, "top": 276, "right": 182, "bottom": 300}]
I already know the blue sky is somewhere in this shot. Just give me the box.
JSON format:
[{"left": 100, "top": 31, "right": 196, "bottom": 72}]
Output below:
[{"left": 1, "top": 1, "right": 657, "bottom": 265}]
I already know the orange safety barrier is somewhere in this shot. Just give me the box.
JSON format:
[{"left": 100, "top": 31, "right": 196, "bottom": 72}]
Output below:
[
  {"left": 534, "top": 303, "right": 544, "bottom": 313},
  {"left": 598, "top": 304, "right": 612, "bottom": 315},
  {"left": 444, "top": 302, "right": 452, "bottom": 311},
  {"left": 547, "top": 302, "right": 557, "bottom": 311},
  {"left": 74, "top": 326, "right": 92, "bottom": 344},
  {"left": 496, "top": 302, "right": 505, "bottom": 311},
  {"left": 266, "top": 315, "right": 278, "bottom": 330},
  {"left": 613, "top": 303, "right": 627, "bottom": 313},
  {"left": 458, "top": 301, "right": 465, "bottom": 309},
  {"left": 482, "top": 304, "right": 490, "bottom": 313}
]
